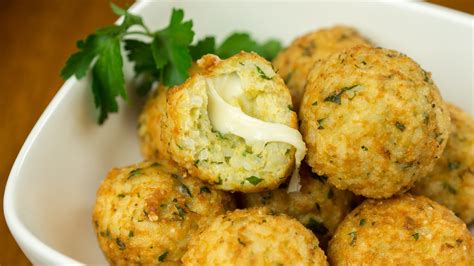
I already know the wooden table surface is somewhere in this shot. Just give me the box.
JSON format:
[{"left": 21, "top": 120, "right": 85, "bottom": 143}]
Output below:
[{"left": 0, "top": 0, "right": 471, "bottom": 264}]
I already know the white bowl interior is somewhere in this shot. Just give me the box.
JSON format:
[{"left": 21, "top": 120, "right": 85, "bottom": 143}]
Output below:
[{"left": 4, "top": 1, "right": 473, "bottom": 264}]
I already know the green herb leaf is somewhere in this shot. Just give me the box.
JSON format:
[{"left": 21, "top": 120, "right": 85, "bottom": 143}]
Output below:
[
  {"left": 152, "top": 9, "right": 194, "bottom": 86},
  {"left": 200, "top": 186, "right": 211, "bottom": 193},
  {"left": 256, "top": 65, "right": 272, "bottom": 80},
  {"left": 158, "top": 251, "right": 168, "bottom": 262},
  {"left": 359, "top": 219, "right": 366, "bottom": 226},
  {"left": 348, "top": 231, "right": 357, "bottom": 245},
  {"left": 189, "top": 36, "right": 216, "bottom": 60},
  {"left": 124, "top": 39, "right": 159, "bottom": 96},
  {"left": 395, "top": 121, "right": 406, "bottom": 132},
  {"left": 412, "top": 232, "right": 419, "bottom": 240},
  {"left": 246, "top": 176, "right": 263, "bottom": 185},
  {"left": 179, "top": 184, "right": 193, "bottom": 197},
  {"left": 324, "top": 84, "right": 360, "bottom": 105},
  {"left": 448, "top": 161, "right": 460, "bottom": 170},
  {"left": 116, "top": 238, "right": 126, "bottom": 250},
  {"left": 216, "top": 32, "right": 282, "bottom": 61},
  {"left": 306, "top": 218, "right": 328, "bottom": 236}
]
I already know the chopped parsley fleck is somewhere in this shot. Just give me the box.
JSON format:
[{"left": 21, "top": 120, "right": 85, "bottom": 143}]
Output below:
[
  {"left": 312, "top": 101, "right": 318, "bottom": 106},
  {"left": 175, "top": 204, "right": 186, "bottom": 218},
  {"left": 359, "top": 219, "right": 366, "bottom": 226},
  {"left": 443, "top": 182, "right": 457, "bottom": 194},
  {"left": 176, "top": 144, "right": 184, "bottom": 150},
  {"left": 327, "top": 188, "right": 334, "bottom": 199},
  {"left": 117, "top": 193, "right": 125, "bottom": 198},
  {"left": 348, "top": 231, "right": 357, "bottom": 245},
  {"left": 324, "top": 84, "right": 360, "bottom": 105},
  {"left": 116, "top": 238, "right": 126, "bottom": 250},
  {"left": 361, "top": 146, "right": 368, "bottom": 151},
  {"left": 246, "top": 176, "right": 263, "bottom": 185},
  {"left": 256, "top": 65, "right": 272, "bottom": 80},
  {"left": 194, "top": 159, "right": 200, "bottom": 166},
  {"left": 448, "top": 161, "right": 460, "bottom": 170},
  {"left": 238, "top": 238, "right": 246, "bottom": 246},
  {"left": 128, "top": 168, "right": 142, "bottom": 179},
  {"left": 288, "top": 105, "right": 294, "bottom": 111},
  {"left": 412, "top": 232, "right": 420, "bottom": 240},
  {"left": 306, "top": 218, "right": 328, "bottom": 235},
  {"left": 317, "top": 119, "right": 325, "bottom": 129},
  {"left": 129, "top": 231, "right": 134, "bottom": 237},
  {"left": 179, "top": 184, "right": 193, "bottom": 197},
  {"left": 158, "top": 251, "right": 168, "bottom": 262},
  {"left": 216, "top": 176, "right": 223, "bottom": 185},
  {"left": 200, "top": 186, "right": 211, "bottom": 193},
  {"left": 395, "top": 121, "right": 406, "bottom": 131},
  {"left": 423, "top": 113, "right": 430, "bottom": 125}
]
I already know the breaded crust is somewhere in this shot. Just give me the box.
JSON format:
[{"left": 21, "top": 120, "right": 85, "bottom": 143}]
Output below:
[
  {"left": 412, "top": 103, "right": 474, "bottom": 223},
  {"left": 92, "top": 161, "right": 235, "bottom": 265},
  {"left": 300, "top": 46, "right": 450, "bottom": 198},
  {"left": 164, "top": 52, "right": 298, "bottom": 192},
  {"left": 328, "top": 194, "right": 474, "bottom": 265},
  {"left": 273, "top": 25, "right": 372, "bottom": 110},
  {"left": 240, "top": 163, "right": 354, "bottom": 248},
  {"left": 182, "top": 207, "right": 328, "bottom": 266}
]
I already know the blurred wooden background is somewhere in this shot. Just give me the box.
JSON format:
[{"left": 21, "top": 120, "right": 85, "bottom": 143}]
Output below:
[{"left": 0, "top": 0, "right": 471, "bottom": 265}]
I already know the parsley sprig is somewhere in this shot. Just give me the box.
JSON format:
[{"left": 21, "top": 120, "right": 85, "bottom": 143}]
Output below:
[{"left": 61, "top": 4, "right": 282, "bottom": 124}]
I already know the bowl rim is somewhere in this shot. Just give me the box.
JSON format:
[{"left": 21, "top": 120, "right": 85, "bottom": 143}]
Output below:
[{"left": 3, "top": 1, "right": 472, "bottom": 264}]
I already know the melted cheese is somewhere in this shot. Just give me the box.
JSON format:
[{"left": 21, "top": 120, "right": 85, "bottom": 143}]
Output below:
[{"left": 206, "top": 74, "right": 306, "bottom": 192}]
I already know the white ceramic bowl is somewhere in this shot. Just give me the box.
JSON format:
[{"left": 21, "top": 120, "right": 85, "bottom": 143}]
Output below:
[{"left": 4, "top": 1, "right": 473, "bottom": 264}]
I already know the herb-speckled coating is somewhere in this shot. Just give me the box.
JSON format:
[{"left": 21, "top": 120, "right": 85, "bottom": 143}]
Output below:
[
  {"left": 92, "top": 161, "right": 235, "bottom": 265},
  {"left": 164, "top": 52, "right": 298, "bottom": 192},
  {"left": 273, "top": 25, "right": 372, "bottom": 110},
  {"left": 240, "top": 163, "right": 354, "bottom": 248},
  {"left": 182, "top": 208, "right": 328, "bottom": 266},
  {"left": 328, "top": 194, "right": 474, "bottom": 265},
  {"left": 412, "top": 103, "right": 474, "bottom": 223},
  {"left": 300, "top": 46, "right": 450, "bottom": 198},
  {"left": 138, "top": 85, "right": 172, "bottom": 161}
]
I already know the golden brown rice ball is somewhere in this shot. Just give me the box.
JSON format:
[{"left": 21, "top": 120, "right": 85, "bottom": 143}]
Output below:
[
  {"left": 240, "top": 163, "right": 354, "bottom": 247},
  {"left": 412, "top": 103, "right": 474, "bottom": 223},
  {"left": 138, "top": 85, "right": 172, "bottom": 161},
  {"left": 92, "top": 161, "right": 235, "bottom": 265},
  {"left": 164, "top": 52, "right": 298, "bottom": 192},
  {"left": 182, "top": 208, "right": 328, "bottom": 266},
  {"left": 273, "top": 25, "right": 372, "bottom": 110},
  {"left": 328, "top": 194, "right": 474, "bottom": 265},
  {"left": 300, "top": 46, "right": 450, "bottom": 198}
]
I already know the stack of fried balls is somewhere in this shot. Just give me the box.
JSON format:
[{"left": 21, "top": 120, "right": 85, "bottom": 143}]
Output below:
[{"left": 93, "top": 26, "right": 474, "bottom": 265}]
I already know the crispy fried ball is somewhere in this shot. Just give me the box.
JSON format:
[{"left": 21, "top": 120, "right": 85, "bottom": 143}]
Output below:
[
  {"left": 240, "top": 163, "right": 354, "bottom": 247},
  {"left": 300, "top": 46, "right": 450, "bottom": 198},
  {"left": 92, "top": 161, "right": 235, "bottom": 265},
  {"left": 412, "top": 103, "right": 474, "bottom": 223},
  {"left": 163, "top": 52, "right": 298, "bottom": 192},
  {"left": 273, "top": 25, "right": 372, "bottom": 110},
  {"left": 328, "top": 194, "right": 474, "bottom": 265},
  {"left": 182, "top": 208, "right": 328, "bottom": 266},
  {"left": 138, "top": 85, "right": 172, "bottom": 161}
]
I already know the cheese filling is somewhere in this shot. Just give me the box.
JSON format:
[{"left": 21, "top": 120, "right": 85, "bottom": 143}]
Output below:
[{"left": 206, "top": 73, "right": 306, "bottom": 192}]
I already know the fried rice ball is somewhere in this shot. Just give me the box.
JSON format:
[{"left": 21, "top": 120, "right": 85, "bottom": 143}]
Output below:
[
  {"left": 240, "top": 163, "right": 354, "bottom": 247},
  {"left": 273, "top": 25, "right": 372, "bottom": 110},
  {"left": 412, "top": 103, "right": 474, "bottom": 223},
  {"left": 92, "top": 161, "right": 235, "bottom": 265},
  {"left": 328, "top": 194, "right": 474, "bottom": 265},
  {"left": 182, "top": 208, "right": 328, "bottom": 266},
  {"left": 163, "top": 52, "right": 298, "bottom": 192},
  {"left": 138, "top": 85, "right": 172, "bottom": 161},
  {"left": 300, "top": 46, "right": 450, "bottom": 198}
]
